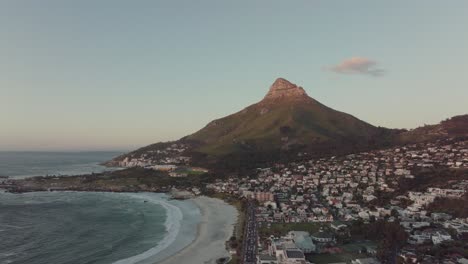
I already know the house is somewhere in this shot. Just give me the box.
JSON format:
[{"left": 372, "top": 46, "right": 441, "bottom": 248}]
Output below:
[
  {"left": 257, "top": 254, "right": 278, "bottom": 264},
  {"left": 431, "top": 231, "right": 452, "bottom": 244},
  {"left": 358, "top": 211, "right": 370, "bottom": 220}
]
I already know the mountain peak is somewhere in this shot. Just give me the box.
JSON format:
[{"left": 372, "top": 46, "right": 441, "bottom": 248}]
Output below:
[{"left": 264, "top": 78, "right": 307, "bottom": 100}]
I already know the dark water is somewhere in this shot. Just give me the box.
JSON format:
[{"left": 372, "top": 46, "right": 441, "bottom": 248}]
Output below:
[
  {"left": 0, "top": 192, "right": 170, "bottom": 264},
  {"left": 0, "top": 152, "right": 201, "bottom": 264},
  {"left": 0, "top": 151, "right": 123, "bottom": 178}
]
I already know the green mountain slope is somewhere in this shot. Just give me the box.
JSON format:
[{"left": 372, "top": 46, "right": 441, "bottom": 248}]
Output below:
[
  {"left": 107, "top": 78, "right": 467, "bottom": 168},
  {"left": 399, "top": 114, "right": 468, "bottom": 143},
  {"left": 184, "top": 78, "right": 385, "bottom": 155}
]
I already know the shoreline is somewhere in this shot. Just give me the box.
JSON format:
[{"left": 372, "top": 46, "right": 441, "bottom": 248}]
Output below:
[
  {"left": 0, "top": 190, "right": 240, "bottom": 264},
  {"left": 0, "top": 191, "right": 191, "bottom": 264},
  {"left": 157, "top": 196, "right": 239, "bottom": 264}
]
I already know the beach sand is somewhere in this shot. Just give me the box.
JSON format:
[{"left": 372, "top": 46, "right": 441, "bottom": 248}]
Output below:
[{"left": 158, "top": 196, "right": 238, "bottom": 264}]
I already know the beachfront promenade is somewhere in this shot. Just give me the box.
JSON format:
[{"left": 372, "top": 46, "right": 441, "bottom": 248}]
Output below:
[{"left": 242, "top": 201, "right": 258, "bottom": 264}]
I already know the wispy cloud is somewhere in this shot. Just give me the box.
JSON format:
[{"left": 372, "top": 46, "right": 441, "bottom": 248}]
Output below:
[{"left": 327, "top": 57, "right": 385, "bottom": 77}]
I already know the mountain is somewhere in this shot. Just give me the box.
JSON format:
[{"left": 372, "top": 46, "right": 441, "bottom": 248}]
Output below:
[
  {"left": 107, "top": 78, "right": 467, "bottom": 168},
  {"left": 183, "top": 78, "right": 391, "bottom": 155},
  {"left": 399, "top": 114, "right": 468, "bottom": 143}
]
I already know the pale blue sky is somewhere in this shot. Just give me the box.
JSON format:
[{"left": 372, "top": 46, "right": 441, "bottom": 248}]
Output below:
[{"left": 1, "top": 1, "right": 467, "bottom": 151}]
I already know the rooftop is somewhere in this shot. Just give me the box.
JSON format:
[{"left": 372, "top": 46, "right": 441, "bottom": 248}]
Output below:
[{"left": 285, "top": 249, "right": 305, "bottom": 259}]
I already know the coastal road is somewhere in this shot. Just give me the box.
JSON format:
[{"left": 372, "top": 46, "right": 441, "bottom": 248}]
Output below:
[{"left": 241, "top": 201, "right": 257, "bottom": 264}]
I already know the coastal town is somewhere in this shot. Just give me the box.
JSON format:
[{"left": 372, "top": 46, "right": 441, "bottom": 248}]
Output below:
[
  {"left": 206, "top": 138, "right": 468, "bottom": 264},
  {"left": 115, "top": 143, "right": 192, "bottom": 168},
  {"left": 2, "top": 138, "right": 467, "bottom": 264}
]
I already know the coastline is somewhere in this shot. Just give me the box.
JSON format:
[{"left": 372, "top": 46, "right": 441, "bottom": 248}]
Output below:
[
  {"left": 0, "top": 189, "right": 239, "bottom": 264},
  {"left": 157, "top": 196, "right": 239, "bottom": 264},
  {"left": 0, "top": 191, "right": 184, "bottom": 264}
]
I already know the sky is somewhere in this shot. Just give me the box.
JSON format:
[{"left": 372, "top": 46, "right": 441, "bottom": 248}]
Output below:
[{"left": 1, "top": 1, "right": 467, "bottom": 151}]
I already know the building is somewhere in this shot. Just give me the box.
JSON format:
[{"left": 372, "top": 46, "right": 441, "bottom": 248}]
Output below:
[
  {"left": 286, "top": 231, "right": 316, "bottom": 253},
  {"left": 255, "top": 192, "right": 275, "bottom": 202},
  {"left": 257, "top": 254, "right": 278, "bottom": 264},
  {"left": 279, "top": 249, "right": 307, "bottom": 264},
  {"left": 269, "top": 238, "right": 311, "bottom": 264}
]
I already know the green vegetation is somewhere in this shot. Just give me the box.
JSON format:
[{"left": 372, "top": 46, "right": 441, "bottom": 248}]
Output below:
[
  {"left": 399, "top": 115, "right": 468, "bottom": 143},
  {"left": 307, "top": 252, "right": 367, "bottom": 264},
  {"left": 350, "top": 220, "right": 408, "bottom": 263},
  {"left": 170, "top": 167, "right": 208, "bottom": 176},
  {"left": 185, "top": 84, "right": 393, "bottom": 157},
  {"left": 259, "top": 222, "right": 325, "bottom": 238},
  {"left": 371, "top": 167, "right": 468, "bottom": 207},
  {"left": 227, "top": 255, "right": 238, "bottom": 264},
  {"left": 425, "top": 240, "right": 468, "bottom": 259},
  {"left": 11, "top": 167, "right": 224, "bottom": 193},
  {"left": 427, "top": 194, "right": 468, "bottom": 218},
  {"left": 258, "top": 222, "right": 382, "bottom": 264}
]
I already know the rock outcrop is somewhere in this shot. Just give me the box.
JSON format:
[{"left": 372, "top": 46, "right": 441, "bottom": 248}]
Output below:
[{"left": 263, "top": 78, "right": 308, "bottom": 101}]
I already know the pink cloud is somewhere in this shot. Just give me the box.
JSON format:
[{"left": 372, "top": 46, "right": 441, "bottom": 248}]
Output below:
[{"left": 328, "top": 57, "right": 385, "bottom": 76}]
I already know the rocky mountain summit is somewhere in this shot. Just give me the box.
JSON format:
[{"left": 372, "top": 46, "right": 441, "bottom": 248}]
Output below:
[
  {"left": 262, "top": 78, "right": 308, "bottom": 101},
  {"left": 184, "top": 77, "right": 387, "bottom": 155}
]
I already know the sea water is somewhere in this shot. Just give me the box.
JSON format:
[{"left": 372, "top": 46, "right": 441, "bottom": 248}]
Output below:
[
  {"left": 0, "top": 152, "right": 202, "bottom": 264},
  {"left": 0, "top": 151, "right": 123, "bottom": 178},
  {"left": 0, "top": 192, "right": 201, "bottom": 264}
]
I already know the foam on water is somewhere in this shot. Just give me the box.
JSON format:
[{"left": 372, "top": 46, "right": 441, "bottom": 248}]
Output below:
[
  {"left": 0, "top": 191, "right": 200, "bottom": 264},
  {"left": 113, "top": 193, "right": 184, "bottom": 264}
]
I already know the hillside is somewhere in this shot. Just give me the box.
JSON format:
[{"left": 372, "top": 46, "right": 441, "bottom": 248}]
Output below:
[
  {"left": 399, "top": 114, "right": 468, "bottom": 143},
  {"left": 106, "top": 78, "right": 467, "bottom": 169},
  {"left": 184, "top": 78, "right": 391, "bottom": 155}
]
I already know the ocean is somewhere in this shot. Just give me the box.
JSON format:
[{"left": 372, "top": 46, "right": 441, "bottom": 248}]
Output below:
[
  {"left": 0, "top": 151, "right": 123, "bottom": 179},
  {"left": 0, "top": 152, "right": 202, "bottom": 264}
]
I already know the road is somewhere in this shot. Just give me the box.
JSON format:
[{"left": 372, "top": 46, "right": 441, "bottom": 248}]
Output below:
[{"left": 241, "top": 201, "right": 258, "bottom": 264}]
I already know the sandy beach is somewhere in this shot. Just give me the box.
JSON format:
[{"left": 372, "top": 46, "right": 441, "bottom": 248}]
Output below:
[{"left": 158, "top": 196, "right": 238, "bottom": 264}]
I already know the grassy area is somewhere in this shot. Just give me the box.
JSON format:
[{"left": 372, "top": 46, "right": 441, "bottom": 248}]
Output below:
[
  {"left": 341, "top": 241, "right": 377, "bottom": 253},
  {"left": 175, "top": 169, "right": 206, "bottom": 176},
  {"left": 306, "top": 241, "right": 375, "bottom": 264},
  {"left": 173, "top": 166, "right": 209, "bottom": 176},
  {"left": 307, "top": 252, "right": 367, "bottom": 264},
  {"left": 186, "top": 170, "right": 207, "bottom": 175},
  {"left": 259, "top": 222, "right": 326, "bottom": 238}
]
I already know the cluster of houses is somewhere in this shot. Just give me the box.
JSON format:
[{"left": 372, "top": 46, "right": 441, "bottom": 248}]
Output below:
[
  {"left": 209, "top": 139, "right": 466, "bottom": 222},
  {"left": 393, "top": 178, "right": 468, "bottom": 262},
  {"left": 206, "top": 138, "right": 468, "bottom": 263},
  {"left": 406, "top": 186, "right": 466, "bottom": 212},
  {"left": 116, "top": 143, "right": 191, "bottom": 169}
]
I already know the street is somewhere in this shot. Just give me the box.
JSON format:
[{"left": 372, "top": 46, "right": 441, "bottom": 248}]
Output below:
[{"left": 241, "top": 201, "right": 258, "bottom": 264}]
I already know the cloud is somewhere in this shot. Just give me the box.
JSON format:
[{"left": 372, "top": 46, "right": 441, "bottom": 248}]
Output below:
[{"left": 328, "top": 57, "right": 385, "bottom": 77}]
